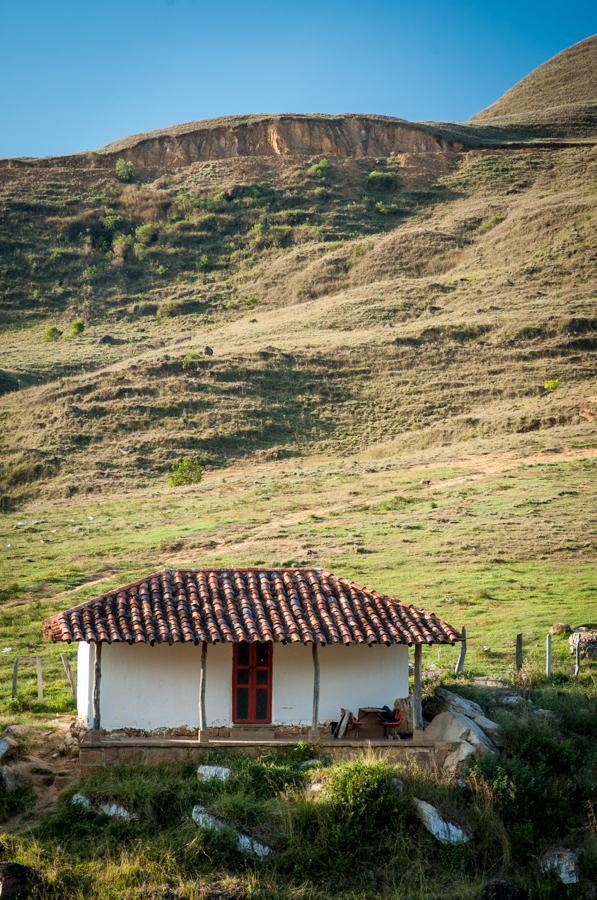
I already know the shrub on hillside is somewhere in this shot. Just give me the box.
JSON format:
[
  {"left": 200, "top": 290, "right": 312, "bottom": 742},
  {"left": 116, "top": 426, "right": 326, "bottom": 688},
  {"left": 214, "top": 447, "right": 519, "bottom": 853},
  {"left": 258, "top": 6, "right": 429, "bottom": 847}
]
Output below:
[
  {"left": 70, "top": 319, "right": 85, "bottom": 337},
  {"left": 168, "top": 457, "right": 203, "bottom": 487},
  {"left": 544, "top": 378, "right": 559, "bottom": 391},
  {"left": 367, "top": 170, "right": 398, "bottom": 191},
  {"left": 44, "top": 325, "right": 62, "bottom": 342},
  {"left": 308, "top": 158, "right": 331, "bottom": 178},
  {"left": 115, "top": 158, "right": 136, "bottom": 183}
]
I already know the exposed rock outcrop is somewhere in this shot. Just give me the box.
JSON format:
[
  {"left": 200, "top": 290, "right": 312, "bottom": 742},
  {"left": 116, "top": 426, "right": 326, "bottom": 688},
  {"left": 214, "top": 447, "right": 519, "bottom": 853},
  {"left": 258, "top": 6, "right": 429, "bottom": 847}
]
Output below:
[{"left": 99, "top": 114, "right": 464, "bottom": 171}]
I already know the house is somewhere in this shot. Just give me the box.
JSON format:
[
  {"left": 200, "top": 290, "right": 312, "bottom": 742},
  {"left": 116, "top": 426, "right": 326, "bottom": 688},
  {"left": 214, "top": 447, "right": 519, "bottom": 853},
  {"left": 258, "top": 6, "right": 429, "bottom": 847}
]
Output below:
[{"left": 42, "top": 567, "right": 461, "bottom": 740}]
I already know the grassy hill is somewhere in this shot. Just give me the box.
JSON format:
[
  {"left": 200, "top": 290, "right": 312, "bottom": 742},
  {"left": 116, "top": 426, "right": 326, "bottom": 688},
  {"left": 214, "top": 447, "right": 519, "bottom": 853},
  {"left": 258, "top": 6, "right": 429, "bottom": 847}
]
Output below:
[
  {"left": 473, "top": 34, "right": 597, "bottom": 132},
  {"left": 0, "top": 40, "right": 595, "bottom": 705}
]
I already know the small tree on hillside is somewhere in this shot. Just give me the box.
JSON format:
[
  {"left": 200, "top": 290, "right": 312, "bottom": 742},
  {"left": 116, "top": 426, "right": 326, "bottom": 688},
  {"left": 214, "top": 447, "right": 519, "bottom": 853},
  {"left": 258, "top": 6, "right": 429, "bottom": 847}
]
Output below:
[
  {"left": 168, "top": 457, "right": 204, "bottom": 487},
  {"left": 115, "top": 158, "right": 136, "bottom": 183}
]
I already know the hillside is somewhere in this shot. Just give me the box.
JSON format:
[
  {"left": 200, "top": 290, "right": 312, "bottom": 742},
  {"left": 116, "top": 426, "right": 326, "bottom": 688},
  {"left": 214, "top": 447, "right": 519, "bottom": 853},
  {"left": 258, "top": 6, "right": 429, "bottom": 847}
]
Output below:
[
  {"left": 0, "top": 38, "right": 595, "bottom": 702},
  {"left": 473, "top": 34, "right": 597, "bottom": 129}
]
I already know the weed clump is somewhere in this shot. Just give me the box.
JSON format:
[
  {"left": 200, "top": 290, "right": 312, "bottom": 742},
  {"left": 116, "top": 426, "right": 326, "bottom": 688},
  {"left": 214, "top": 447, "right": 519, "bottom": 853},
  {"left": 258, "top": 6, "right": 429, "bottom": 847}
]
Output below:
[
  {"left": 70, "top": 319, "right": 85, "bottom": 337},
  {"left": 43, "top": 325, "right": 62, "bottom": 342}
]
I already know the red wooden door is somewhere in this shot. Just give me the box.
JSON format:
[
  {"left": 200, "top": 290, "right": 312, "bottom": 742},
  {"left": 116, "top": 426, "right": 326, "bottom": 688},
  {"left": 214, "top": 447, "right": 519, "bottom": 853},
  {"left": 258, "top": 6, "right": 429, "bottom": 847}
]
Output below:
[{"left": 232, "top": 642, "right": 272, "bottom": 724}]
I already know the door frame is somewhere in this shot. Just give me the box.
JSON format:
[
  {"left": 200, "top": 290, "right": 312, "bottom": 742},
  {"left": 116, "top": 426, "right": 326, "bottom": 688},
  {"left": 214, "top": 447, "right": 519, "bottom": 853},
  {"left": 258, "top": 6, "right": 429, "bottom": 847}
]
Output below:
[{"left": 232, "top": 641, "right": 273, "bottom": 724}]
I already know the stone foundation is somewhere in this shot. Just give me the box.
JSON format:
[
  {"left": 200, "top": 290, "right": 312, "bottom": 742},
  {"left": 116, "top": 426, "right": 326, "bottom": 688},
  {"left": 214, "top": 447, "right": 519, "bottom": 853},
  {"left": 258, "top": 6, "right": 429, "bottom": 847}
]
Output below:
[{"left": 80, "top": 734, "right": 448, "bottom": 772}]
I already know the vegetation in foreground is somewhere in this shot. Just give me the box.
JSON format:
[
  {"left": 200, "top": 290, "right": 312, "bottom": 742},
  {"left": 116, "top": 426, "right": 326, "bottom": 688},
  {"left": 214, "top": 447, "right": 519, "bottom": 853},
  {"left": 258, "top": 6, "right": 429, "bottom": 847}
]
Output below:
[{"left": 0, "top": 673, "right": 595, "bottom": 898}]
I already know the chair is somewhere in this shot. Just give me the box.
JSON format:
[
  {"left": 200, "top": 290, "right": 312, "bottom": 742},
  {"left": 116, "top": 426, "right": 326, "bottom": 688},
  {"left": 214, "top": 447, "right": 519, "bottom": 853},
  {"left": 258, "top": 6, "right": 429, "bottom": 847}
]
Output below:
[
  {"left": 377, "top": 705, "right": 403, "bottom": 739},
  {"left": 337, "top": 707, "right": 362, "bottom": 739}
]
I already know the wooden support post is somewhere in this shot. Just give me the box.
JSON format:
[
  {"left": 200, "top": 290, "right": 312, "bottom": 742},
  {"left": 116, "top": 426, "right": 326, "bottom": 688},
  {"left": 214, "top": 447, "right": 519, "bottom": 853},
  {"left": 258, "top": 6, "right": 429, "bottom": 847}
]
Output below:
[
  {"left": 92, "top": 642, "right": 102, "bottom": 732},
  {"left": 198, "top": 641, "right": 209, "bottom": 743},
  {"left": 545, "top": 633, "right": 552, "bottom": 678},
  {"left": 515, "top": 633, "right": 523, "bottom": 671},
  {"left": 574, "top": 639, "right": 581, "bottom": 678},
  {"left": 413, "top": 643, "right": 423, "bottom": 732},
  {"left": 35, "top": 656, "right": 44, "bottom": 702},
  {"left": 61, "top": 653, "right": 77, "bottom": 699},
  {"left": 309, "top": 642, "right": 321, "bottom": 741},
  {"left": 454, "top": 626, "right": 467, "bottom": 675},
  {"left": 11, "top": 657, "right": 19, "bottom": 700}
]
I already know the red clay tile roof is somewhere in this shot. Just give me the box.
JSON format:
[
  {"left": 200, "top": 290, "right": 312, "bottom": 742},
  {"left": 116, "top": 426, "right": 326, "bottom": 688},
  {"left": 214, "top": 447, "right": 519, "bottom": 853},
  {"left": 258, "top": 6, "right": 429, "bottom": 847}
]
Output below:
[{"left": 41, "top": 568, "right": 462, "bottom": 647}]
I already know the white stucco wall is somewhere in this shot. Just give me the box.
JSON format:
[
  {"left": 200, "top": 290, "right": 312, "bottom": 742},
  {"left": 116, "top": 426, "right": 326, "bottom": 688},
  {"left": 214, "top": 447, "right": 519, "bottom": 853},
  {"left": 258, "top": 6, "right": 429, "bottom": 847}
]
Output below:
[{"left": 77, "top": 640, "right": 409, "bottom": 732}]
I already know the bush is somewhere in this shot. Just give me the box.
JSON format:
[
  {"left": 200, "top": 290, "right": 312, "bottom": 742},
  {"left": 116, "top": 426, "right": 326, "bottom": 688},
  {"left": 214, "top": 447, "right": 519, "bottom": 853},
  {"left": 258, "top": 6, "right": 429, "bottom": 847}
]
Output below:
[
  {"left": 367, "top": 170, "right": 398, "bottom": 191},
  {"left": 70, "top": 319, "right": 85, "bottom": 337},
  {"left": 115, "top": 158, "right": 136, "bottom": 183},
  {"left": 544, "top": 378, "right": 559, "bottom": 391},
  {"left": 134, "top": 223, "right": 157, "bottom": 245},
  {"left": 308, "top": 158, "right": 331, "bottom": 178},
  {"left": 197, "top": 253, "right": 210, "bottom": 271},
  {"left": 44, "top": 325, "right": 62, "bottom": 342},
  {"left": 168, "top": 457, "right": 204, "bottom": 487}
]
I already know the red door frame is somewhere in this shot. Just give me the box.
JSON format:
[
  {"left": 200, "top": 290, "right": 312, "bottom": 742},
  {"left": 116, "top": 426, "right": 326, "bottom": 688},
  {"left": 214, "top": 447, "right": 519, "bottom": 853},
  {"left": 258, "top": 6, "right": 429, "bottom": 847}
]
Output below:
[{"left": 232, "top": 642, "right": 273, "bottom": 724}]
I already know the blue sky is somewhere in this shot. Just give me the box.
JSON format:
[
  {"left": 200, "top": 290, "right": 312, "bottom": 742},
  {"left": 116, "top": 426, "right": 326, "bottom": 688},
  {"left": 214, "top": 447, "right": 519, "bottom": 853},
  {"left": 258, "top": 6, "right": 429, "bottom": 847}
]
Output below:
[{"left": 1, "top": 0, "right": 595, "bottom": 158}]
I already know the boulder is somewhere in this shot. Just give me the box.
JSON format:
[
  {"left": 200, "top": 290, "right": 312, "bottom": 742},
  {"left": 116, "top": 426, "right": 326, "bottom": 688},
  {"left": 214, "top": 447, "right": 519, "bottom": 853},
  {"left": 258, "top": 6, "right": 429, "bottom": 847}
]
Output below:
[
  {"left": 0, "top": 737, "right": 18, "bottom": 762},
  {"left": 425, "top": 711, "right": 497, "bottom": 755},
  {"left": 197, "top": 765, "right": 231, "bottom": 783},
  {"left": 0, "top": 766, "right": 18, "bottom": 793},
  {"left": 549, "top": 623, "right": 571, "bottom": 635},
  {"left": 3, "top": 725, "right": 29, "bottom": 740},
  {"left": 413, "top": 798, "right": 471, "bottom": 844},
  {"left": 569, "top": 626, "right": 597, "bottom": 660},
  {"left": 442, "top": 740, "right": 478, "bottom": 778},
  {"left": 436, "top": 688, "right": 485, "bottom": 720},
  {"left": 540, "top": 847, "right": 579, "bottom": 885},
  {"left": 0, "top": 863, "right": 42, "bottom": 899},
  {"left": 204, "top": 346, "right": 214, "bottom": 356},
  {"left": 192, "top": 805, "right": 270, "bottom": 857}
]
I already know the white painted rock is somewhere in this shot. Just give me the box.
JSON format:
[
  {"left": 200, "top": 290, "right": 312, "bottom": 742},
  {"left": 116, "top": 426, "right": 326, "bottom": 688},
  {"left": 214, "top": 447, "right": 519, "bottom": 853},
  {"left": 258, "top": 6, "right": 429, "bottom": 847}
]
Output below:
[
  {"left": 425, "top": 712, "right": 497, "bottom": 755},
  {"left": 196, "top": 765, "right": 231, "bottom": 782},
  {"left": 540, "top": 847, "right": 579, "bottom": 884},
  {"left": 71, "top": 793, "right": 136, "bottom": 820},
  {"left": 192, "top": 805, "right": 271, "bottom": 857},
  {"left": 414, "top": 798, "right": 471, "bottom": 844},
  {"left": 0, "top": 737, "right": 18, "bottom": 763}
]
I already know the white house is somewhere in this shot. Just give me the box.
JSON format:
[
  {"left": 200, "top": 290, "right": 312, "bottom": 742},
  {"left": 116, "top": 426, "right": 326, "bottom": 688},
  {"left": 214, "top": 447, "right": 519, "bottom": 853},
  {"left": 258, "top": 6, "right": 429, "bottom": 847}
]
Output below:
[{"left": 43, "top": 567, "right": 461, "bottom": 739}]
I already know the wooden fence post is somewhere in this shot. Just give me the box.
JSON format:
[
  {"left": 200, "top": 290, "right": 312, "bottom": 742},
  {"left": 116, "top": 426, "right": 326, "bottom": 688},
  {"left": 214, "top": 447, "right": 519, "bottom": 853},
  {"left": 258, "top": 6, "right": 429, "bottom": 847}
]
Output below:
[
  {"left": 515, "top": 633, "right": 523, "bottom": 671},
  {"left": 545, "top": 633, "right": 552, "bottom": 678},
  {"left": 413, "top": 644, "right": 423, "bottom": 732},
  {"left": 35, "top": 656, "right": 44, "bottom": 702},
  {"left": 11, "top": 657, "right": 19, "bottom": 699},
  {"left": 61, "top": 653, "right": 77, "bottom": 699},
  {"left": 454, "top": 626, "right": 467, "bottom": 675},
  {"left": 574, "top": 639, "right": 581, "bottom": 678}
]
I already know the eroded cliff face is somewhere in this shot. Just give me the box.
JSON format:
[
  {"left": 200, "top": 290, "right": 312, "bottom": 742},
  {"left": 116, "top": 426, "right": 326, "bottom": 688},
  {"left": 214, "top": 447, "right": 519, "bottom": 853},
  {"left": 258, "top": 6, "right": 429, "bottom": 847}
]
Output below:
[{"left": 105, "top": 115, "right": 464, "bottom": 169}]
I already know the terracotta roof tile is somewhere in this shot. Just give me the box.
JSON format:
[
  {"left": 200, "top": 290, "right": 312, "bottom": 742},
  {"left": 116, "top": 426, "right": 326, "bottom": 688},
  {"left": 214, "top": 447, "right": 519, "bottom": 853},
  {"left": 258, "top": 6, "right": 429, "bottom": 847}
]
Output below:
[{"left": 41, "top": 567, "right": 462, "bottom": 647}]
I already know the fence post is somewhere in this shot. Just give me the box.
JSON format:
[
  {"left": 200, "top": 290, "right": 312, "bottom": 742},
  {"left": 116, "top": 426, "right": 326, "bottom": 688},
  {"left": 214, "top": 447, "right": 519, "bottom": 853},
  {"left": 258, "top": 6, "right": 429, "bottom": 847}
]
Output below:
[
  {"left": 515, "top": 633, "right": 523, "bottom": 670},
  {"left": 545, "top": 633, "right": 552, "bottom": 678},
  {"left": 35, "top": 656, "right": 44, "bottom": 701},
  {"left": 454, "top": 626, "right": 467, "bottom": 675},
  {"left": 574, "top": 639, "right": 581, "bottom": 678},
  {"left": 61, "top": 653, "right": 77, "bottom": 699},
  {"left": 11, "top": 657, "right": 19, "bottom": 699}
]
